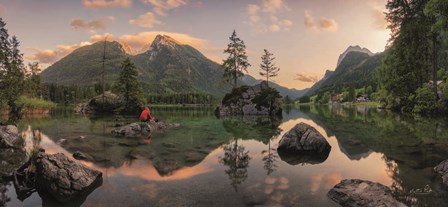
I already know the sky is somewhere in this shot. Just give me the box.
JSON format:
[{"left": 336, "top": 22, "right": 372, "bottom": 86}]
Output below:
[{"left": 0, "top": 0, "right": 390, "bottom": 90}]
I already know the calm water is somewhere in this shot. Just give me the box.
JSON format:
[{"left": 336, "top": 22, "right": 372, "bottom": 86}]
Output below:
[{"left": 2, "top": 105, "right": 448, "bottom": 207}]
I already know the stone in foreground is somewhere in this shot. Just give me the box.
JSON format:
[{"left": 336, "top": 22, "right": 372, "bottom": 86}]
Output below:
[
  {"left": 434, "top": 160, "right": 448, "bottom": 187},
  {"left": 35, "top": 152, "right": 102, "bottom": 203},
  {"left": 327, "top": 179, "right": 406, "bottom": 207}
]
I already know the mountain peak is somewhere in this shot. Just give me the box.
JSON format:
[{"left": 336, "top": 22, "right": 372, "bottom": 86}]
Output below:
[
  {"left": 336, "top": 45, "right": 373, "bottom": 67},
  {"left": 151, "top": 34, "right": 181, "bottom": 48}
]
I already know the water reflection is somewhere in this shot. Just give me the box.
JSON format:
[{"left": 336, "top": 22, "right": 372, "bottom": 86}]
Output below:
[
  {"left": 3, "top": 105, "right": 448, "bottom": 206},
  {"left": 219, "top": 139, "right": 251, "bottom": 192}
]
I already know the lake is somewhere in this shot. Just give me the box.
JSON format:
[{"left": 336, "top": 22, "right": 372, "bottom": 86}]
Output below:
[{"left": 2, "top": 105, "right": 448, "bottom": 207}]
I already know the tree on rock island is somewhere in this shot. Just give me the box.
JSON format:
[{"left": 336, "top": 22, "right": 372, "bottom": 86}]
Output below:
[
  {"left": 259, "top": 49, "right": 280, "bottom": 88},
  {"left": 113, "top": 57, "right": 144, "bottom": 113},
  {"left": 222, "top": 30, "right": 250, "bottom": 89}
]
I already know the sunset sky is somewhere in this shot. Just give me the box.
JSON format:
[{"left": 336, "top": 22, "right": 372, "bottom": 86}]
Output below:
[{"left": 0, "top": 0, "right": 390, "bottom": 90}]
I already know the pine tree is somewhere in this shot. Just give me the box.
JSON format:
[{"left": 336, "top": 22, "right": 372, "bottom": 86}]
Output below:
[
  {"left": 222, "top": 30, "right": 250, "bottom": 89},
  {"left": 259, "top": 49, "right": 280, "bottom": 88},
  {"left": 113, "top": 57, "right": 144, "bottom": 113},
  {"left": 0, "top": 18, "right": 25, "bottom": 123}
]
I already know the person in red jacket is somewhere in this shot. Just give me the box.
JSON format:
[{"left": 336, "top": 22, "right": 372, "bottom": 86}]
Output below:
[{"left": 140, "top": 106, "right": 155, "bottom": 123}]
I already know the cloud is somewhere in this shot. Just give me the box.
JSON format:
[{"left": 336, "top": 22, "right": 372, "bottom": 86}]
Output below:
[
  {"left": 304, "top": 11, "right": 317, "bottom": 31},
  {"left": 25, "top": 42, "right": 92, "bottom": 64},
  {"left": 141, "top": 0, "right": 187, "bottom": 16},
  {"left": 246, "top": 0, "right": 292, "bottom": 33},
  {"left": 70, "top": 17, "right": 115, "bottom": 32},
  {"left": 82, "top": 0, "right": 132, "bottom": 8},
  {"left": 304, "top": 11, "right": 338, "bottom": 32},
  {"left": 319, "top": 18, "right": 338, "bottom": 31},
  {"left": 294, "top": 73, "right": 319, "bottom": 83},
  {"left": 262, "top": 0, "right": 289, "bottom": 14},
  {"left": 129, "top": 12, "right": 161, "bottom": 28}
]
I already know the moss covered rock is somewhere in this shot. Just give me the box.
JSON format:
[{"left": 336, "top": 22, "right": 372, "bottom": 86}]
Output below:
[{"left": 217, "top": 82, "right": 282, "bottom": 116}]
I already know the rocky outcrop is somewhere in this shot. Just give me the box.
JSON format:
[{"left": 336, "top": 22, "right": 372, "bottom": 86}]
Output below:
[
  {"left": 111, "top": 122, "right": 180, "bottom": 137},
  {"left": 0, "top": 125, "right": 21, "bottom": 148},
  {"left": 435, "top": 160, "right": 448, "bottom": 187},
  {"left": 327, "top": 179, "right": 406, "bottom": 207},
  {"left": 34, "top": 152, "right": 103, "bottom": 203},
  {"left": 217, "top": 82, "right": 282, "bottom": 116},
  {"left": 277, "top": 123, "right": 331, "bottom": 165},
  {"left": 75, "top": 91, "right": 125, "bottom": 114}
]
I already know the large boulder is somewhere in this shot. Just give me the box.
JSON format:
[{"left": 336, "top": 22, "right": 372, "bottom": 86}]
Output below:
[
  {"left": 111, "top": 122, "right": 180, "bottom": 137},
  {"left": 34, "top": 152, "right": 103, "bottom": 203},
  {"left": 217, "top": 81, "right": 282, "bottom": 116},
  {"left": 277, "top": 123, "right": 331, "bottom": 164},
  {"left": 75, "top": 91, "right": 126, "bottom": 114},
  {"left": 327, "top": 179, "right": 406, "bottom": 207},
  {"left": 434, "top": 160, "right": 448, "bottom": 187},
  {"left": 0, "top": 125, "right": 21, "bottom": 148}
]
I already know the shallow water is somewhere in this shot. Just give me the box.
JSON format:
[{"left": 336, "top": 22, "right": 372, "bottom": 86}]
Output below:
[{"left": 2, "top": 105, "right": 448, "bottom": 207}]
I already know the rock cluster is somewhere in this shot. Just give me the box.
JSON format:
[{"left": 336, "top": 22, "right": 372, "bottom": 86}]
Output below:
[
  {"left": 75, "top": 91, "right": 125, "bottom": 114},
  {"left": 327, "top": 179, "right": 406, "bottom": 207},
  {"left": 111, "top": 122, "right": 180, "bottom": 137},
  {"left": 217, "top": 82, "right": 282, "bottom": 116},
  {"left": 0, "top": 125, "right": 21, "bottom": 148},
  {"left": 0, "top": 125, "right": 26, "bottom": 177}
]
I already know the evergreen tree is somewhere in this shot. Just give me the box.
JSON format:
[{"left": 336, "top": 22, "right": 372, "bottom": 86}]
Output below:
[
  {"left": 113, "top": 57, "right": 144, "bottom": 113},
  {"left": 222, "top": 30, "right": 250, "bottom": 89},
  {"left": 0, "top": 18, "right": 25, "bottom": 123},
  {"left": 24, "top": 62, "right": 41, "bottom": 98},
  {"left": 259, "top": 49, "right": 280, "bottom": 88}
]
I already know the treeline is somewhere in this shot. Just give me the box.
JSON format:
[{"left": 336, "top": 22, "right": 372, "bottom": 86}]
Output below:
[
  {"left": 41, "top": 83, "right": 111, "bottom": 104},
  {"left": 377, "top": 0, "right": 448, "bottom": 114},
  {"left": 146, "top": 93, "right": 219, "bottom": 105}
]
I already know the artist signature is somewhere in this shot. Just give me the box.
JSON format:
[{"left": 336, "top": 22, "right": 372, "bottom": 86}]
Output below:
[{"left": 409, "top": 185, "right": 433, "bottom": 195}]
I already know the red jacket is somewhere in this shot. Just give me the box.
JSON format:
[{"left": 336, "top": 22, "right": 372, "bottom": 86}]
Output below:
[{"left": 140, "top": 106, "right": 153, "bottom": 122}]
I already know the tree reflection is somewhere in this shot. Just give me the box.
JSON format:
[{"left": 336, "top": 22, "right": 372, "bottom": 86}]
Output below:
[
  {"left": 219, "top": 139, "right": 251, "bottom": 192},
  {"left": 262, "top": 140, "right": 278, "bottom": 175}
]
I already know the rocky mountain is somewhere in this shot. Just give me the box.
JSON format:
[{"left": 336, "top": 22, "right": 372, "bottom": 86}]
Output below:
[
  {"left": 305, "top": 70, "right": 334, "bottom": 96},
  {"left": 336, "top": 45, "right": 373, "bottom": 67},
  {"left": 41, "top": 35, "right": 305, "bottom": 98},
  {"left": 306, "top": 46, "right": 384, "bottom": 96}
]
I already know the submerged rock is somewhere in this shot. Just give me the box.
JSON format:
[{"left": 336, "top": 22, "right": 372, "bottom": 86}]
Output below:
[
  {"left": 34, "top": 152, "right": 103, "bottom": 203},
  {"left": 277, "top": 149, "right": 330, "bottom": 165},
  {"left": 73, "top": 151, "right": 89, "bottom": 160},
  {"left": 327, "top": 179, "right": 406, "bottom": 207},
  {"left": 278, "top": 122, "right": 331, "bottom": 153},
  {"left": 0, "top": 125, "right": 21, "bottom": 148},
  {"left": 111, "top": 122, "right": 180, "bottom": 137},
  {"left": 216, "top": 82, "right": 282, "bottom": 116},
  {"left": 434, "top": 160, "right": 448, "bottom": 187}
]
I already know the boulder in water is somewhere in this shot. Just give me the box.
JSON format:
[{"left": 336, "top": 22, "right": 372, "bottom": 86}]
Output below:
[
  {"left": 111, "top": 122, "right": 180, "bottom": 137},
  {"left": 0, "top": 125, "right": 21, "bottom": 148}
]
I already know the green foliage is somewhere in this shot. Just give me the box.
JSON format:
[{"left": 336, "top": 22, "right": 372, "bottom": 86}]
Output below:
[
  {"left": 299, "top": 95, "right": 310, "bottom": 103},
  {"left": 259, "top": 49, "right": 279, "bottom": 88},
  {"left": 113, "top": 58, "right": 144, "bottom": 113},
  {"left": 15, "top": 96, "right": 56, "bottom": 110},
  {"left": 221, "top": 85, "right": 249, "bottom": 106},
  {"left": 412, "top": 84, "right": 439, "bottom": 114},
  {"left": 0, "top": 18, "right": 26, "bottom": 123},
  {"left": 222, "top": 30, "right": 250, "bottom": 88},
  {"left": 23, "top": 62, "right": 42, "bottom": 98},
  {"left": 283, "top": 95, "right": 292, "bottom": 105},
  {"left": 319, "top": 91, "right": 331, "bottom": 104},
  {"left": 147, "top": 93, "right": 219, "bottom": 105},
  {"left": 252, "top": 88, "right": 282, "bottom": 110}
]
